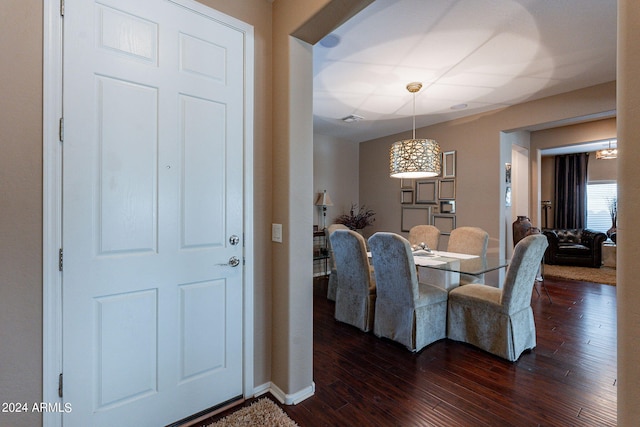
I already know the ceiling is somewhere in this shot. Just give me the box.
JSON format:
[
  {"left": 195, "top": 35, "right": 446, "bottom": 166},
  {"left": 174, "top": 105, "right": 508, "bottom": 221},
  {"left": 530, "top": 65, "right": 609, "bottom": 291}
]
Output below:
[{"left": 312, "top": 0, "right": 617, "bottom": 144}]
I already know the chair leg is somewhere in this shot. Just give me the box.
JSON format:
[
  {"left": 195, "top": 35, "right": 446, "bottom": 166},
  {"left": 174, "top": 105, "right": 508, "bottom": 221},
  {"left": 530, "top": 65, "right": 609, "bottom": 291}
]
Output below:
[
  {"left": 541, "top": 261, "right": 552, "bottom": 303},
  {"left": 540, "top": 280, "right": 552, "bottom": 304},
  {"left": 534, "top": 261, "right": 552, "bottom": 303},
  {"left": 534, "top": 284, "right": 540, "bottom": 297}
]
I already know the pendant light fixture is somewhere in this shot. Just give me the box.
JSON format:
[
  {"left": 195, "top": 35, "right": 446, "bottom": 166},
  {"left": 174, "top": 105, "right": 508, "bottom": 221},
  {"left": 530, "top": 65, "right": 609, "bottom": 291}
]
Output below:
[
  {"left": 389, "top": 82, "right": 441, "bottom": 178},
  {"left": 595, "top": 139, "right": 617, "bottom": 160}
]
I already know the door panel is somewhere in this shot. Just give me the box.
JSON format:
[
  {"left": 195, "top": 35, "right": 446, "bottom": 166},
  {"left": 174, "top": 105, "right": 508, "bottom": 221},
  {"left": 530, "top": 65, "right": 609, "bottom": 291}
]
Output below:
[
  {"left": 97, "top": 76, "right": 158, "bottom": 254},
  {"left": 180, "top": 95, "right": 226, "bottom": 248},
  {"left": 63, "top": 1, "right": 245, "bottom": 425},
  {"left": 95, "top": 290, "right": 158, "bottom": 409}
]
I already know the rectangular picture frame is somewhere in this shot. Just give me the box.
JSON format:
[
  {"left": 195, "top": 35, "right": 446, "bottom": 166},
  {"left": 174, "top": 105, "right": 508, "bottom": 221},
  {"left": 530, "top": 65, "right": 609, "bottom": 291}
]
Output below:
[
  {"left": 401, "top": 189, "right": 414, "bottom": 204},
  {"left": 432, "top": 214, "right": 456, "bottom": 235},
  {"left": 415, "top": 180, "right": 437, "bottom": 204},
  {"left": 400, "top": 178, "right": 413, "bottom": 189},
  {"left": 443, "top": 151, "right": 456, "bottom": 178},
  {"left": 401, "top": 206, "right": 432, "bottom": 232},
  {"left": 439, "top": 200, "right": 455, "bottom": 214},
  {"left": 438, "top": 179, "right": 456, "bottom": 200}
]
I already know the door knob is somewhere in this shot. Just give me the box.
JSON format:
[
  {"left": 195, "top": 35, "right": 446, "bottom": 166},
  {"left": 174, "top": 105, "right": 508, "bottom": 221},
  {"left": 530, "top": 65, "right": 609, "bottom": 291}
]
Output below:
[{"left": 228, "top": 256, "right": 240, "bottom": 267}]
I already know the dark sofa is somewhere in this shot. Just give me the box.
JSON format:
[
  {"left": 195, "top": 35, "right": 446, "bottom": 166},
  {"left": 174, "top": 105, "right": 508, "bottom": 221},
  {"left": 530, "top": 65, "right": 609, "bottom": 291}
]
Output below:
[{"left": 542, "top": 228, "right": 608, "bottom": 268}]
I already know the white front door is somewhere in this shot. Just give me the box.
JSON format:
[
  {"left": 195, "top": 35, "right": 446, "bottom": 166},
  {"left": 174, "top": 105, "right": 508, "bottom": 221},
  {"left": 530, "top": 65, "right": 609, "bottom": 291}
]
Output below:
[{"left": 62, "top": 1, "right": 247, "bottom": 425}]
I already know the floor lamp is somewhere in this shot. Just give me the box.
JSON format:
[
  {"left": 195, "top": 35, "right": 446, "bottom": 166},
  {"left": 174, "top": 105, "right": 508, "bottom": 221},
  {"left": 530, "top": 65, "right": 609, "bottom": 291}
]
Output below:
[{"left": 541, "top": 200, "right": 552, "bottom": 229}]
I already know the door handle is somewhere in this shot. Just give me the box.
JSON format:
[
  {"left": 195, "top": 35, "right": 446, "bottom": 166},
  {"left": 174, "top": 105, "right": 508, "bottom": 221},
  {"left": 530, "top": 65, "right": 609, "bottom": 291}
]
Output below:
[{"left": 218, "top": 256, "right": 241, "bottom": 267}]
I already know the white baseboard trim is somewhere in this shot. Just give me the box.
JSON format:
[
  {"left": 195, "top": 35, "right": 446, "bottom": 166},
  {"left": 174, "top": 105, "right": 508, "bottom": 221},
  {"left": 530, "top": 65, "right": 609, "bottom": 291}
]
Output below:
[
  {"left": 252, "top": 382, "right": 271, "bottom": 397},
  {"left": 255, "top": 381, "right": 315, "bottom": 405}
]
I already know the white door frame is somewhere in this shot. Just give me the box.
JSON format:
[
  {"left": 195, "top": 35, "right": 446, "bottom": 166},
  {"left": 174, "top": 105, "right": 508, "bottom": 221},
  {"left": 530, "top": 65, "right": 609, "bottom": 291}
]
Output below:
[{"left": 42, "top": 1, "right": 255, "bottom": 425}]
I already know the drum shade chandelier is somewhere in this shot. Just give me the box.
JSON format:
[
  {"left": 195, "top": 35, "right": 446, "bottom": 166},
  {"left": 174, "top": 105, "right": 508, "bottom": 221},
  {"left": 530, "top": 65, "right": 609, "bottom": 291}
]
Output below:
[{"left": 390, "top": 82, "right": 441, "bottom": 178}]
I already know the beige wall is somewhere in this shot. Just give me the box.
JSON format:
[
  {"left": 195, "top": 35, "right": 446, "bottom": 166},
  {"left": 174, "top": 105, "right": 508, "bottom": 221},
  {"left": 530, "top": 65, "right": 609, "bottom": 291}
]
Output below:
[
  {"left": 359, "top": 83, "right": 616, "bottom": 256},
  {"left": 617, "top": 0, "right": 640, "bottom": 423},
  {"left": 0, "top": 1, "right": 44, "bottom": 426},
  {"left": 313, "top": 134, "right": 360, "bottom": 227},
  {"left": 589, "top": 153, "right": 618, "bottom": 182}
]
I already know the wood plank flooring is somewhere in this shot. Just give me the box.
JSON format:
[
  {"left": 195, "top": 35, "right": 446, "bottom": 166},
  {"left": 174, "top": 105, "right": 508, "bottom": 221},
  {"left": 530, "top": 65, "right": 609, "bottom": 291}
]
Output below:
[{"left": 196, "top": 276, "right": 617, "bottom": 426}]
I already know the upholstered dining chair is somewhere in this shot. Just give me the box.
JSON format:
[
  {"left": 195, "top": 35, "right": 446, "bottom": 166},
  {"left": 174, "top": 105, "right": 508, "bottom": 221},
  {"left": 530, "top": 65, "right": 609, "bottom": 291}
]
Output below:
[
  {"left": 330, "top": 229, "right": 376, "bottom": 332},
  {"left": 408, "top": 225, "right": 441, "bottom": 251},
  {"left": 447, "top": 226, "right": 489, "bottom": 285},
  {"left": 447, "top": 234, "right": 549, "bottom": 361},
  {"left": 326, "top": 223, "right": 349, "bottom": 301},
  {"left": 368, "top": 232, "right": 448, "bottom": 351}
]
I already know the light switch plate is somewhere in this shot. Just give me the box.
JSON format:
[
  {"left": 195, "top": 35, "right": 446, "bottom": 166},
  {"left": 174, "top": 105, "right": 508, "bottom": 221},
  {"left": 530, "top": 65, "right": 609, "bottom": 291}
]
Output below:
[{"left": 272, "top": 223, "right": 283, "bottom": 243}]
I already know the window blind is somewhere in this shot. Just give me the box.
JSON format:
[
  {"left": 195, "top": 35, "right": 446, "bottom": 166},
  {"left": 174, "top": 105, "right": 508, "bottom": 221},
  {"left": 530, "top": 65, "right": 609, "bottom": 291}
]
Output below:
[{"left": 586, "top": 182, "right": 617, "bottom": 233}]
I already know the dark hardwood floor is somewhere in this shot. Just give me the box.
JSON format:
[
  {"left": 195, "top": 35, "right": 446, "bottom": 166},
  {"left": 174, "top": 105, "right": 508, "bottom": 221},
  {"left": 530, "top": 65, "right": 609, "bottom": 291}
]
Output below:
[{"left": 198, "top": 276, "right": 617, "bottom": 426}]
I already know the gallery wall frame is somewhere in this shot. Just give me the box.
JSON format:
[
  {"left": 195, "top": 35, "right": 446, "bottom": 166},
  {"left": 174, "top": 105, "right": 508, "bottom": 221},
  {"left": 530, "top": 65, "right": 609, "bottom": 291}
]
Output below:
[
  {"left": 440, "top": 200, "right": 455, "bottom": 214},
  {"left": 438, "top": 179, "right": 456, "bottom": 200},
  {"left": 415, "top": 180, "right": 437, "bottom": 204},
  {"left": 400, "top": 178, "right": 414, "bottom": 189},
  {"left": 443, "top": 151, "right": 456, "bottom": 178},
  {"left": 401, "top": 206, "right": 432, "bottom": 232},
  {"left": 401, "top": 190, "right": 414, "bottom": 204},
  {"left": 433, "top": 214, "right": 456, "bottom": 235}
]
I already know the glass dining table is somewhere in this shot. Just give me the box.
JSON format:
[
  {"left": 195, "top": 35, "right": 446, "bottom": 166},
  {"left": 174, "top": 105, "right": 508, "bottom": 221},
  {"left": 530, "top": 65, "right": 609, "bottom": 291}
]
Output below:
[{"left": 412, "top": 251, "right": 509, "bottom": 290}]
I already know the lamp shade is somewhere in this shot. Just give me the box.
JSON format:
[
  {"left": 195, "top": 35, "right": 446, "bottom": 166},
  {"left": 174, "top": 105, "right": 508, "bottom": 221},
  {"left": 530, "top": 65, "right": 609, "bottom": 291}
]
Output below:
[
  {"left": 389, "top": 82, "right": 442, "bottom": 179},
  {"left": 315, "top": 190, "right": 333, "bottom": 206},
  {"left": 390, "top": 138, "right": 441, "bottom": 178}
]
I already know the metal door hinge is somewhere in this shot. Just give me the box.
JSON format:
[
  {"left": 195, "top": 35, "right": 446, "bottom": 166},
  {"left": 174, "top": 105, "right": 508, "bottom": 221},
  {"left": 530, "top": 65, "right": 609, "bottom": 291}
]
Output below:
[
  {"left": 59, "top": 117, "right": 64, "bottom": 142},
  {"left": 58, "top": 248, "right": 63, "bottom": 271},
  {"left": 60, "top": 0, "right": 64, "bottom": 16},
  {"left": 58, "top": 373, "right": 63, "bottom": 398}
]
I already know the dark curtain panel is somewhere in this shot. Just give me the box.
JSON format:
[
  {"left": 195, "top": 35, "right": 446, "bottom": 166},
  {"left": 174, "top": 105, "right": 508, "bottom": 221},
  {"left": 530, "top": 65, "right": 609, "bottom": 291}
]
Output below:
[{"left": 554, "top": 153, "right": 589, "bottom": 229}]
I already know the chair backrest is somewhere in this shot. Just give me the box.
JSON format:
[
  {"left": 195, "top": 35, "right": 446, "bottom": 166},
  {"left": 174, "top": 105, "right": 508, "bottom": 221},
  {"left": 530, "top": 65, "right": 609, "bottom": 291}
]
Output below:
[
  {"left": 330, "top": 230, "right": 373, "bottom": 294},
  {"left": 408, "top": 225, "right": 440, "bottom": 251},
  {"left": 447, "top": 226, "right": 489, "bottom": 257},
  {"left": 326, "top": 224, "right": 349, "bottom": 269},
  {"left": 368, "top": 232, "right": 418, "bottom": 305},
  {"left": 501, "top": 234, "right": 549, "bottom": 311}
]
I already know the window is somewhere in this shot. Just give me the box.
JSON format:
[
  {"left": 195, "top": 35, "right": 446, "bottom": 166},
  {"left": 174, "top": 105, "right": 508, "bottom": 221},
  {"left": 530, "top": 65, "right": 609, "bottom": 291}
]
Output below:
[{"left": 586, "top": 182, "right": 617, "bottom": 233}]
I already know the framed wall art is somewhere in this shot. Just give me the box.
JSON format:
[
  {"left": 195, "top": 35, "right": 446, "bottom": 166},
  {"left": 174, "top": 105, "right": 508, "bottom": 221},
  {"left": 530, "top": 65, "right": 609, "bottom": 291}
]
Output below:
[
  {"left": 401, "top": 206, "right": 432, "bottom": 232},
  {"left": 400, "top": 178, "right": 413, "bottom": 189},
  {"left": 442, "top": 151, "right": 456, "bottom": 178},
  {"left": 401, "top": 190, "right": 414, "bottom": 204},
  {"left": 415, "top": 180, "right": 437, "bottom": 204},
  {"left": 433, "top": 214, "right": 456, "bottom": 235},
  {"left": 439, "top": 200, "right": 455, "bottom": 214},
  {"left": 438, "top": 179, "right": 456, "bottom": 200}
]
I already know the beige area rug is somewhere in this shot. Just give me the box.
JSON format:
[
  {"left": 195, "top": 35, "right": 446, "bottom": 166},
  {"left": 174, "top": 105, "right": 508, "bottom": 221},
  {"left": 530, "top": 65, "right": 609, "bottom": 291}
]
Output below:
[
  {"left": 543, "top": 264, "right": 616, "bottom": 286},
  {"left": 206, "top": 398, "right": 298, "bottom": 427}
]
